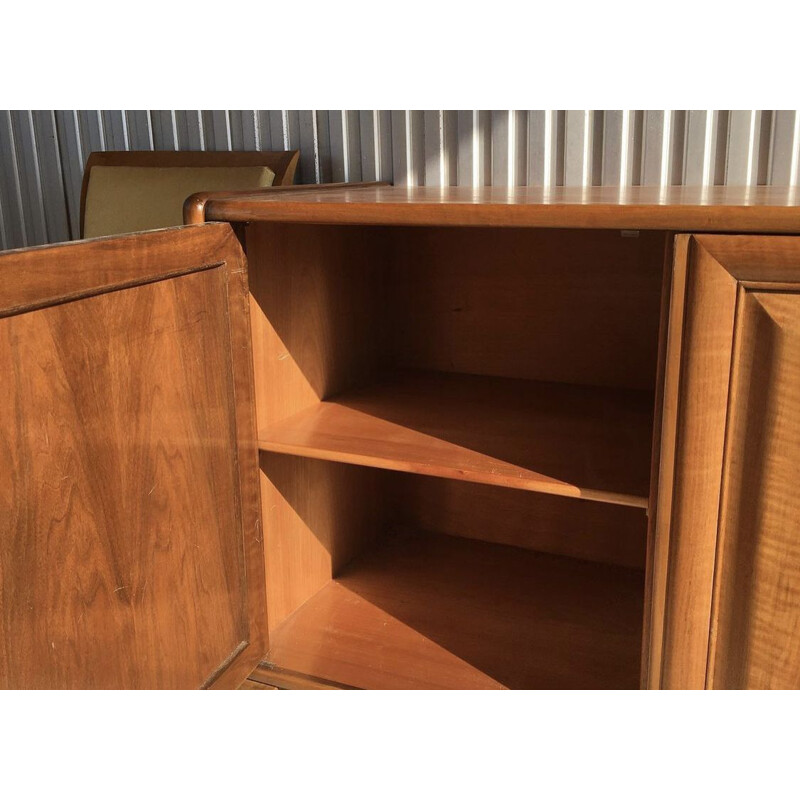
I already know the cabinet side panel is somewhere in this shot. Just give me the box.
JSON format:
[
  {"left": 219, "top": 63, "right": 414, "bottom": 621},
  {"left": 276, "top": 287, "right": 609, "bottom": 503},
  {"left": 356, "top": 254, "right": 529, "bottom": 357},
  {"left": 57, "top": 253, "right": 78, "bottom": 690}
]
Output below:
[
  {"left": 245, "top": 222, "right": 389, "bottom": 427},
  {"left": 260, "top": 453, "right": 387, "bottom": 633}
]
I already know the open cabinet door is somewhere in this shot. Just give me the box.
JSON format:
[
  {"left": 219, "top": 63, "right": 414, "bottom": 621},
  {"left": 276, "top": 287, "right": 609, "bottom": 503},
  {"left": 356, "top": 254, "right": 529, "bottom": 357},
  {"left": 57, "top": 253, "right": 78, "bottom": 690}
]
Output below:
[
  {"left": 647, "top": 234, "right": 800, "bottom": 689},
  {"left": 0, "top": 224, "right": 267, "bottom": 688}
]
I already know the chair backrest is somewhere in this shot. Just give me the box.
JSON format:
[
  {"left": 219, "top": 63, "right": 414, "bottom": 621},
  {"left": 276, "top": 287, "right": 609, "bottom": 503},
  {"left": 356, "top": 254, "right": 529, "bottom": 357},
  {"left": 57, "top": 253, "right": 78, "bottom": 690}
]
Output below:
[{"left": 79, "top": 150, "right": 299, "bottom": 238}]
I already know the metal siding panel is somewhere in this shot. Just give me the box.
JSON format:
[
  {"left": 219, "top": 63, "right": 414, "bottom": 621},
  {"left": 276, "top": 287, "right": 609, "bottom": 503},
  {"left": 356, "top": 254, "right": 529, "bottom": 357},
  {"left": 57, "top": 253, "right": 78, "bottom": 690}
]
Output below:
[
  {"left": 712, "top": 110, "right": 729, "bottom": 186},
  {"left": 174, "top": 111, "right": 205, "bottom": 150},
  {"left": 125, "top": 111, "right": 154, "bottom": 150},
  {"left": 590, "top": 111, "right": 604, "bottom": 186},
  {"left": 77, "top": 110, "right": 106, "bottom": 157},
  {"left": 490, "top": 110, "right": 509, "bottom": 187},
  {"left": 297, "top": 110, "right": 319, "bottom": 183},
  {"left": 389, "top": 110, "right": 405, "bottom": 185},
  {"left": 256, "top": 111, "right": 277, "bottom": 150},
  {"left": 641, "top": 110, "right": 665, "bottom": 187},
  {"left": 770, "top": 110, "right": 799, "bottom": 185},
  {"left": 11, "top": 110, "right": 47, "bottom": 246},
  {"left": 726, "top": 110, "right": 755, "bottom": 185},
  {"left": 329, "top": 110, "right": 347, "bottom": 183},
  {"left": 101, "top": 110, "right": 129, "bottom": 151},
  {"left": 2, "top": 109, "right": 799, "bottom": 250},
  {"left": 390, "top": 110, "right": 409, "bottom": 186},
  {"left": 0, "top": 110, "right": 27, "bottom": 248},
  {"left": 229, "top": 111, "right": 259, "bottom": 151},
  {"left": 393, "top": 110, "right": 423, "bottom": 187},
  {"left": 446, "top": 112, "right": 460, "bottom": 186},
  {"left": 456, "top": 111, "right": 472, "bottom": 187},
  {"left": 344, "top": 110, "right": 362, "bottom": 183},
  {"left": 376, "top": 110, "right": 393, "bottom": 183},
  {"left": 326, "top": 110, "right": 361, "bottom": 184},
  {"left": 457, "top": 110, "right": 490, "bottom": 188},
  {"left": 359, "top": 111, "right": 377, "bottom": 183},
  {"left": 272, "top": 111, "right": 290, "bottom": 150},
  {"left": 553, "top": 111, "right": 566, "bottom": 187},
  {"left": 31, "top": 111, "right": 70, "bottom": 244},
  {"left": 409, "top": 111, "right": 425, "bottom": 187},
  {"left": 423, "top": 111, "right": 441, "bottom": 187},
  {"left": 756, "top": 111, "right": 773, "bottom": 185},
  {"left": 54, "top": 110, "right": 85, "bottom": 238},
  {"left": 564, "top": 110, "right": 593, "bottom": 187},
  {"left": 668, "top": 110, "right": 687, "bottom": 186},
  {"left": 150, "top": 111, "right": 179, "bottom": 150},
  {"left": 283, "top": 111, "right": 301, "bottom": 156},
  {"left": 602, "top": 110, "right": 623, "bottom": 186},
  {"left": 423, "top": 111, "right": 457, "bottom": 187},
  {"left": 510, "top": 110, "right": 528, "bottom": 186},
  {"left": 683, "top": 110, "right": 708, "bottom": 186},
  {"left": 526, "top": 111, "right": 546, "bottom": 186},
  {"left": 728, "top": 110, "right": 773, "bottom": 185},
  {"left": 201, "top": 110, "right": 232, "bottom": 151},
  {"left": 314, "top": 110, "right": 333, "bottom": 184},
  {"left": 618, "top": 110, "right": 644, "bottom": 187}
]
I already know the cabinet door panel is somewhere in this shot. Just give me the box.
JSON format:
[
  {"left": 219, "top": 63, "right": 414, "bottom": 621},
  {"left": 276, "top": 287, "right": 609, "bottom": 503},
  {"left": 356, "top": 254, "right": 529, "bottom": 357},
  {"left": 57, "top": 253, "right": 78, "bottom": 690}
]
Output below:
[
  {"left": 0, "top": 224, "right": 266, "bottom": 689},
  {"left": 710, "top": 291, "right": 800, "bottom": 688},
  {"left": 648, "top": 234, "right": 800, "bottom": 689}
]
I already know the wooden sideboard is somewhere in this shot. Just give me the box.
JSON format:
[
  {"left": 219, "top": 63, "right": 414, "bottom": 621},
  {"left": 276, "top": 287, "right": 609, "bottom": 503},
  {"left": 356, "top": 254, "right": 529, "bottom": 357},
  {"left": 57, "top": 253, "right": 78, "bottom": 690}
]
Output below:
[{"left": 3, "top": 184, "right": 800, "bottom": 689}]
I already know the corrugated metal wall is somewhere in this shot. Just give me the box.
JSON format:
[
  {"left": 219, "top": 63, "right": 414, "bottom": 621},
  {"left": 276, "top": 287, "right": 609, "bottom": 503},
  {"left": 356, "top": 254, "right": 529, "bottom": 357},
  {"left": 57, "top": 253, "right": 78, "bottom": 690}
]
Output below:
[{"left": 1, "top": 110, "right": 799, "bottom": 250}]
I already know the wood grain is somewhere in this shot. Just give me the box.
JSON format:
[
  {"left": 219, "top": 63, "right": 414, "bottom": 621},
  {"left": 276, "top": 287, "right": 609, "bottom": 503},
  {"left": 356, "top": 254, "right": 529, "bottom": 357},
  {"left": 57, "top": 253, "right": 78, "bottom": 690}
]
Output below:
[
  {"left": 239, "top": 678, "right": 279, "bottom": 690},
  {"left": 267, "top": 529, "right": 644, "bottom": 690},
  {"left": 244, "top": 221, "right": 390, "bottom": 631},
  {"left": 389, "top": 474, "right": 647, "bottom": 569},
  {"left": 247, "top": 663, "right": 350, "bottom": 690},
  {"left": 640, "top": 233, "right": 677, "bottom": 688},
  {"left": 245, "top": 222, "right": 388, "bottom": 428},
  {"left": 388, "top": 227, "right": 665, "bottom": 391},
  {"left": 654, "top": 238, "right": 739, "bottom": 689},
  {"left": 650, "top": 233, "right": 800, "bottom": 689},
  {"left": 202, "top": 184, "right": 800, "bottom": 233},
  {"left": 258, "top": 370, "right": 654, "bottom": 507},
  {"left": 260, "top": 453, "right": 386, "bottom": 633},
  {"left": 184, "top": 181, "right": 388, "bottom": 225},
  {"left": 0, "top": 225, "right": 266, "bottom": 689},
  {"left": 0, "top": 223, "right": 235, "bottom": 318},
  {"left": 709, "top": 292, "right": 800, "bottom": 688}
]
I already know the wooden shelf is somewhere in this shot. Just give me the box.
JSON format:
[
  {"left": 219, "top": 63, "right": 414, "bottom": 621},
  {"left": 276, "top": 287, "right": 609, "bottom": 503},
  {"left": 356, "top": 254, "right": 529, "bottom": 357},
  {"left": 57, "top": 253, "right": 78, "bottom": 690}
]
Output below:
[
  {"left": 258, "top": 370, "right": 653, "bottom": 507},
  {"left": 266, "top": 530, "right": 645, "bottom": 689}
]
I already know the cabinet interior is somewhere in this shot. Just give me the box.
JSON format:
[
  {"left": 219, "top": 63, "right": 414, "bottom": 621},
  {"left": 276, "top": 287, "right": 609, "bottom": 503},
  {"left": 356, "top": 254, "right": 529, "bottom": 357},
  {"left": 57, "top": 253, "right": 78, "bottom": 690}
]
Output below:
[{"left": 247, "top": 222, "right": 668, "bottom": 689}]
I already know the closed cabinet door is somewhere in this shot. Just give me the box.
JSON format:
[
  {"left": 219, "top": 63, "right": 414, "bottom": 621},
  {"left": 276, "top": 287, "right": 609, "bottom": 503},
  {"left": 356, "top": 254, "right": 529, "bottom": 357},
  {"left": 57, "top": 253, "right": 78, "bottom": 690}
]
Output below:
[
  {"left": 647, "top": 234, "right": 800, "bottom": 689},
  {"left": 0, "top": 224, "right": 267, "bottom": 688}
]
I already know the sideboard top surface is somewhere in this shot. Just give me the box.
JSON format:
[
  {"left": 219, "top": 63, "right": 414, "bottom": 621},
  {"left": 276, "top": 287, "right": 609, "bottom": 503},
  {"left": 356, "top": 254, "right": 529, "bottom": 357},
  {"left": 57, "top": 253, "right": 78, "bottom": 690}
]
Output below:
[{"left": 198, "top": 184, "right": 800, "bottom": 232}]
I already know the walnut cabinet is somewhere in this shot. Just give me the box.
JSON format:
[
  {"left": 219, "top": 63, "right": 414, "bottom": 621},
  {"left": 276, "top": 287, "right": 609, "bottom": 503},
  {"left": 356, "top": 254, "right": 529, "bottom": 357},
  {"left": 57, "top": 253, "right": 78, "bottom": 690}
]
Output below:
[{"left": 3, "top": 185, "right": 800, "bottom": 689}]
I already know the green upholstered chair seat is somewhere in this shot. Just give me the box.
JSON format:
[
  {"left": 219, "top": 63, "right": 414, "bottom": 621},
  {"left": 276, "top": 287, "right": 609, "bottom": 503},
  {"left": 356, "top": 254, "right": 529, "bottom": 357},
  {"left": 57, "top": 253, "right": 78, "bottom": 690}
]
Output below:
[{"left": 83, "top": 164, "right": 275, "bottom": 238}]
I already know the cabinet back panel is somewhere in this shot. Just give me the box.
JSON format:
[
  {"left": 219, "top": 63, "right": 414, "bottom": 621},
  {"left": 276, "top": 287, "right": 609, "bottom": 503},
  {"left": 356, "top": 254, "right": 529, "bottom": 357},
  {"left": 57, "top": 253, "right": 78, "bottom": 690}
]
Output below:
[
  {"left": 390, "top": 473, "right": 647, "bottom": 569},
  {"left": 388, "top": 227, "right": 666, "bottom": 391}
]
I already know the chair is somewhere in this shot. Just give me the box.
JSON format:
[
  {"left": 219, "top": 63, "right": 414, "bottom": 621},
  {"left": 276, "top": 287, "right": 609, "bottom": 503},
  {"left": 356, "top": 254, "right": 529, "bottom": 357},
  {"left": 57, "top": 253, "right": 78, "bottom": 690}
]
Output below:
[{"left": 79, "top": 150, "right": 299, "bottom": 238}]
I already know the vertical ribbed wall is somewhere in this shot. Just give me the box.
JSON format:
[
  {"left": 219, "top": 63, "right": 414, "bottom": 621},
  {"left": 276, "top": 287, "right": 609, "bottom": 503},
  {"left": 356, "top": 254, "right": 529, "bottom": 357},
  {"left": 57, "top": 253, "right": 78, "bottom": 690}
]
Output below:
[{"left": 1, "top": 110, "right": 799, "bottom": 249}]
